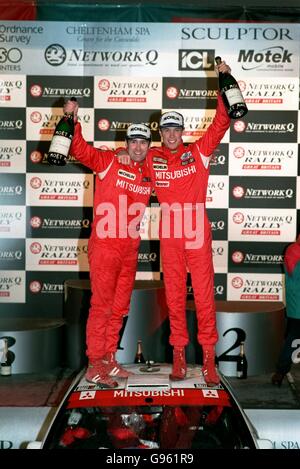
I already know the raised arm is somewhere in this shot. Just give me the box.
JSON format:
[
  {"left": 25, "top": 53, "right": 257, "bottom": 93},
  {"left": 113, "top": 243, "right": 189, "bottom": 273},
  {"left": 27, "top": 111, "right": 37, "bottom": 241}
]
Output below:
[
  {"left": 63, "top": 99, "right": 114, "bottom": 172},
  {"left": 70, "top": 122, "right": 114, "bottom": 173},
  {"left": 196, "top": 94, "right": 230, "bottom": 158},
  {"left": 195, "top": 60, "right": 231, "bottom": 157}
]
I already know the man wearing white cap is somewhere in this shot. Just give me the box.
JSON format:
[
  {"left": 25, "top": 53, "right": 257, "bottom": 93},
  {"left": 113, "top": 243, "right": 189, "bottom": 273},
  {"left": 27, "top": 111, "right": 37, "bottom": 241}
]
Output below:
[
  {"left": 118, "top": 60, "right": 231, "bottom": 386},
  {"left": 63, "top": 100, "right": 152, "bottom": 387},
  {"left": 152, "top": 60, "right": 231, "bottom": 386}
]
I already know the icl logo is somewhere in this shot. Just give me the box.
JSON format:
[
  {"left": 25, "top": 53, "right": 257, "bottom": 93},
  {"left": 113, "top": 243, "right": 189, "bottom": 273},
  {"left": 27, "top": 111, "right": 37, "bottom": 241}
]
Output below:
[{"left": 178, "top": 50, "right": 215, "bottom": 71}]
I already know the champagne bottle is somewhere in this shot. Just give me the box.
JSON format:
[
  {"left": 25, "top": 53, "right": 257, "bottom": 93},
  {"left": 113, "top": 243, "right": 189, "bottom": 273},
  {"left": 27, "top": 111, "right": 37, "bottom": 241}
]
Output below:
[
  {"left": 215, "top": 56, "right": 248, "bottom": 119},
  {"left": 1, "top": 338, "right": 12, "bottom": 376},
  {"left": 47, "top": 97, "right": 77, "bottom": 166},
  {"left": 134, "top": 339, "right": 146, "bottom": 364},
  {"left": 236, "top": 341, "right": 248, "bottom": 379}
]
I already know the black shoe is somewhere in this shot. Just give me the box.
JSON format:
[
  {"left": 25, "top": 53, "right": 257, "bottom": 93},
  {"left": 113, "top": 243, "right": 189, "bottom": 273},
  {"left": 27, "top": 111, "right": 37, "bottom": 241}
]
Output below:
[{"left": 271, "top": 372, "right": 285, "bottom": 386}]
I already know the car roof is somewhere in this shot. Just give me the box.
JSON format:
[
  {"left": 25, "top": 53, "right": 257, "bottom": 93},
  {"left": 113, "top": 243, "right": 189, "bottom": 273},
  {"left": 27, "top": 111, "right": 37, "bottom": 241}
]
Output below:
[{"left": 67, "top": 364, "right": 232, "bottom": 409}]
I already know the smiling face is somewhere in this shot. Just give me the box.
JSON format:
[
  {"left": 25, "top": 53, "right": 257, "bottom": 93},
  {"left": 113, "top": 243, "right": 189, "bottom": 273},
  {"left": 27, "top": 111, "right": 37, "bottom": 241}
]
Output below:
[
  {"left": 160, "top": 127, "right": 183, "bottom": 151},
  {"left": 126, "top": 138, "right": 150, "bottom": 162}
]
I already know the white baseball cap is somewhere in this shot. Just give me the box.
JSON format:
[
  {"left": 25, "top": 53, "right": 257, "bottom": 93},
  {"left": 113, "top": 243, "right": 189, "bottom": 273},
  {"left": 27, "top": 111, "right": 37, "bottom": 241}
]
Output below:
[
  {"left": 159, "top": 111, "right": 184, "bottom": 128},
  {"left": 126, "top": 123, "right": 151, "bottom": 141}
]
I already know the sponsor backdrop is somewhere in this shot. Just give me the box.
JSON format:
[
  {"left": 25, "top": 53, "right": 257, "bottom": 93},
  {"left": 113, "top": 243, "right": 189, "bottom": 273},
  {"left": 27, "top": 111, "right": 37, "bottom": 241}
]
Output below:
[{"left": 0, "top": 20, "right": 299, "bottom": 317}]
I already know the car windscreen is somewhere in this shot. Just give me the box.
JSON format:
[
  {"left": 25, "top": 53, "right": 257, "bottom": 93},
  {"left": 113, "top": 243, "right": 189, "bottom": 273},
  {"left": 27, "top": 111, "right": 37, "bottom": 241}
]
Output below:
[{"left": 43, "top": 403, "right": 255, "bottom": 449}]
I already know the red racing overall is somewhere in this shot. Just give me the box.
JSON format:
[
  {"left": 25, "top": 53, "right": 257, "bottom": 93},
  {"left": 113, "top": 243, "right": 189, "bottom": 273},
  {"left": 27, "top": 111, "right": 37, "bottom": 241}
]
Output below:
[
  {"left": 147, "top": 95, "right": 230, "bottom": 348},
  {"left": 70, "top": 124, "right": 152, "bottom": 360}
]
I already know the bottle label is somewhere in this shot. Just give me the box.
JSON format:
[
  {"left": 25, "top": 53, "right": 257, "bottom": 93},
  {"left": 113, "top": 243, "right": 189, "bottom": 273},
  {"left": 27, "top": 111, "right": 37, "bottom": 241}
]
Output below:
[
  {"left": 225, "top": 87, "right": 245, "bottom": 107},
  {"left": 237, "top": 371, "right": 243, "bottom": 378},
  {"left": 49, "top": 135, "right": 72, "bottom": 157}
]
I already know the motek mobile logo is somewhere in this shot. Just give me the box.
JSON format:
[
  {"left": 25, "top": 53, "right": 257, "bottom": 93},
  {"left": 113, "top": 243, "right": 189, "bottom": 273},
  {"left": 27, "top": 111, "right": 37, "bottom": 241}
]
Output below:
[
  {"left": 178, "top": 50, "right": 215, "bottom": 71},
  {"left": 238, "top": 46, "right": 292, "bottom": 71}
]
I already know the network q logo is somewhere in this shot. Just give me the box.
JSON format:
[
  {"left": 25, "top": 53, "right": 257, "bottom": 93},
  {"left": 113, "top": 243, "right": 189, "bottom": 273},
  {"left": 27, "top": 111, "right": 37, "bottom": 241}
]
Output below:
[
  {"left": 98, "top": 119, "right": 110, "bottom": 131},
  {"left": 166, "top": 86, "right": 179, "bottom": 99},
  {"left": 30, "top": 216, "right": 42, "bottom": 229},
  {"left": 30, "top": 242, "right": 42, "bottom": 255},
  {"left": 44, "top": 44, "right": 67, "bottom": 66},
  {"left": 98, "top": 79, "right": 110, "bottom": 92},
  {"left": 30, "top": 84, "right": 43, "bottom": 98},
  {"left": 178, "top": 50, "right": 215, "bottom": 71},
  {"left": 232, "top": 251, "right": 245, "bottom": 264},
  {"left": 232, "top": 186, "right": 245, "bottom": 199},
  {"left": 29, "top": 280, "right": 42, "bottom": 294},
  {"left": 232, "top": 212, "right": 244, "bottom": 224},
  {"left": 30, "top": 150, "right": 43, "bottom": 164},
  {"left": 232, "top": 276, "right": 244, "bottom": 289}
]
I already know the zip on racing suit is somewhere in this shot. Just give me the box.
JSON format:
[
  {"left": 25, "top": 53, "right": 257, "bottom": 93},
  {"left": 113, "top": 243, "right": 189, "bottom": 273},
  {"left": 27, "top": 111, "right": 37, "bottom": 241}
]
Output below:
[
  {"left": 147, "top": 95, "right": 230, "bottom": 350},
  {"left": 70, "top": 123, "right": 152, "bottom": 361}
]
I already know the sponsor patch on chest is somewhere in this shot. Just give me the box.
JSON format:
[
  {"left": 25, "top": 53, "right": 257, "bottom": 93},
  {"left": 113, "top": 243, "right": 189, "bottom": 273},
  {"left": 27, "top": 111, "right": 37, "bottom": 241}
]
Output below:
[
  {"left": 118, "top": 169, "right": 136, "bottom": 181},
  {"left": 155, "top": 181, "right": 170, "bottom": 187},
  {"left": 153, "top": 163, "right": 168, "bottom": 171},
  {"left": 153, "top": 156, "right": 168, "bottom": 164},
  {"left": 181, "top": 157, "right": 195, "bottom": 166},
  {"left": 180, "top": 151, "right": 193, "bottom": 161}
]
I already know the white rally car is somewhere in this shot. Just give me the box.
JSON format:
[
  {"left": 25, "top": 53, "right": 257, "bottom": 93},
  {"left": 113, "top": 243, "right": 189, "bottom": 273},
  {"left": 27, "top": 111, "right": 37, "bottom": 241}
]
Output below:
[{"left": 28, "top": 364, "right": 272, "bottom": 449}]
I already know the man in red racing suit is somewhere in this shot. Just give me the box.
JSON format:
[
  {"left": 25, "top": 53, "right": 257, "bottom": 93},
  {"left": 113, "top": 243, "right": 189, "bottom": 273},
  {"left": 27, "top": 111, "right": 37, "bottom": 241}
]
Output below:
[
  {"left": 150, "top": 61, "right": 231, "bottom": 385},
  {"left": 66, "top": 99, "right": 152, "bottom": 387},
  {"left": 118, "top": 60, "right": 231, "bottom": 386}
]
